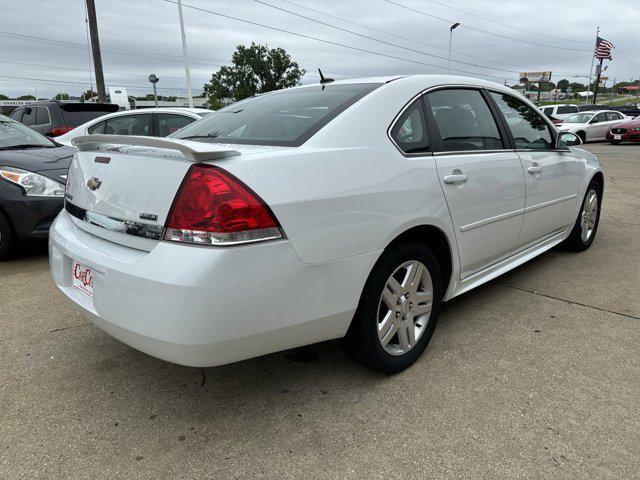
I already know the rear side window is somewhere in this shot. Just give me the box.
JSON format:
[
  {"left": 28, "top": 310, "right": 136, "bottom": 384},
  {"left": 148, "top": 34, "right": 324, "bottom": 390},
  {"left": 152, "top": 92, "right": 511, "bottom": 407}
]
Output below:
[
  {"left": 157, "top": 113, "right": 195, "bottom": 137},
  {"left": 489, "top": 92, "right": 553, "bottom": 150},
  {"left": 390, "top": 99, "right": 429, "bottom": 154},
  {"left": 104, "top": 114, "right": 151, "bottom": 136},
  {"left": 35, "top": 107, "right": 50, "bottom": 125},
  {"left": 606, "top": 112, "right": 621, "bottom": 121},
  {"left": 87, "top": 120, "right": 106, "bottom": 134},
  {"left": 427, "top": 89, "right": 503, "bottom": 151},
  {"left": 557, "top": 105, "right": 578, "bottom": 114},
  {"left": 172, "top": 83, "right": 381, "bottom": 147},
  {"left": 543, "top": 107, "right": 554, "bottom": 116}
]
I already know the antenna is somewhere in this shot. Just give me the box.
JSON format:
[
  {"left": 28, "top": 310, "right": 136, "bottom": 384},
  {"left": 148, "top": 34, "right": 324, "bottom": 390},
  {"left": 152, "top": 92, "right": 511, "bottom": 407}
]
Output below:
[{"left": 318, "top": 68, "right": 335, "bottom": 84}]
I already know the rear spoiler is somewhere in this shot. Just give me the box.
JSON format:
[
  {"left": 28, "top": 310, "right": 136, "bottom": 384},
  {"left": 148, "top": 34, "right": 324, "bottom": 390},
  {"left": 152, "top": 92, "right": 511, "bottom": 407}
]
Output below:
[{"left": 71, "top": 135, "right": 240, "bottom": 162}]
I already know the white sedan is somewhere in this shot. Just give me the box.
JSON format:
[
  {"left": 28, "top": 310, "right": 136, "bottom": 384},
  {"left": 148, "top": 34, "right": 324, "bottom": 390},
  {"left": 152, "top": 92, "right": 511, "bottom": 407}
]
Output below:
[
  {"left": 54, "top": 107, "right": 211, "bottom": 146},
  {"left": 556, "top": 110, "right": 628, "bottom": 142},
  {"left": 49, "top": 75, "right": 603, "bottom": 373}
]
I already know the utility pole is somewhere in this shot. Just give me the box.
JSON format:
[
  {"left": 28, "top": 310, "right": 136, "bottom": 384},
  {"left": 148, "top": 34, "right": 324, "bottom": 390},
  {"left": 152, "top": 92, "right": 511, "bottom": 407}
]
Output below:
[
  {"left": 86, "top": 0, "right": 106, "bottom": 103},
  {"left": 592, "top": 58, "right": 604, "bottom": 105},
  {"left": 177, "top": 0, "right": 194, "bottom": 108},
  {"left": 586, "top": 26, "right": 599, "bottom": 105},
  {"left": 609, "top": 78, "right": 615, "bottom": 105}
]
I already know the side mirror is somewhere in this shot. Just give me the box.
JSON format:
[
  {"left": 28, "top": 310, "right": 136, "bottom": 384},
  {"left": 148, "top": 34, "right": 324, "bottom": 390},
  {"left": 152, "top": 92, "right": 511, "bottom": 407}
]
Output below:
[{"left": 557, "top": 132, "right": 582, "bottom": 148}]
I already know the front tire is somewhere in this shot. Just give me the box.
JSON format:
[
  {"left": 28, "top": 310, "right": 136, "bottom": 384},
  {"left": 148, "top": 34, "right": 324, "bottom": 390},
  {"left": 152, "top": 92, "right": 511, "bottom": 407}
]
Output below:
[
  {"left": 576, "top": 131, "right": 586, "bottom": 143},
  {"left": 563, "top": 179, "right": 601, "bottom": 251},
  {"left": 0, "top": 211, "right": 15, "bottom": 260},
  {"left": 344, "top": 242, "right": 443, "bottom": 374}
]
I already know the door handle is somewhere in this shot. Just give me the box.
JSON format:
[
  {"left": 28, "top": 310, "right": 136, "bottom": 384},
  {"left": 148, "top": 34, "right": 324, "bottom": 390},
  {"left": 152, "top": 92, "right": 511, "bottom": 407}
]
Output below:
[
  {"left": 443, "top": 174, "right": 468, "bottom": 184},
  {"left": 527, "top": 164, "right": 542, "bottom": 175}
]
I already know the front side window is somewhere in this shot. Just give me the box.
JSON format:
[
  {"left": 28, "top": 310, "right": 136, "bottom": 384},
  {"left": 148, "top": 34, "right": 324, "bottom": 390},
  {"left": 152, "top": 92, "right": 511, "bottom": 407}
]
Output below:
[
  {"left": 157, "top": 113, "right": 195, "bottom": 137},
  {"left": 489, "top": 92, "right": 553, "bottom": 150},
  {"left": 427, "top": 89, "right": 503, "bottom": 151},
  {"left": 171, "top": 83, "right": 381, "bottom": 147},
  {"left": 390, "top": 99, "right": 429, "bottom": 154},
  {"left": 104, "top": 114, "right": 151, "bottom": 136},
  {"left": 21, "top": 107, "right": 36, "bottom": 126},
  {"left": 543, "top": 107, "right": 554, "bottom": 116}
]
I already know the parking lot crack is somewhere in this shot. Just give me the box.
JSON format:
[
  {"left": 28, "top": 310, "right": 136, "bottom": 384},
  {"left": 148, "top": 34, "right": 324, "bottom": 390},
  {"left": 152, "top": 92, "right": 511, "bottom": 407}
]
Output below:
[
  {"left": 496, "top": 283, "right": 640, "bottom": 321},
  {"left": 0, "top": 322, "right": 91, "bottom": 343}
]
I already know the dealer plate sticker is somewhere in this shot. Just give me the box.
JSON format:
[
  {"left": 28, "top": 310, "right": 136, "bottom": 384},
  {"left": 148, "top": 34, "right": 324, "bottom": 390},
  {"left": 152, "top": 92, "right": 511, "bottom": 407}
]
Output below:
[{"left": 72, "top": 261, "right": 94, "bottom": 298}]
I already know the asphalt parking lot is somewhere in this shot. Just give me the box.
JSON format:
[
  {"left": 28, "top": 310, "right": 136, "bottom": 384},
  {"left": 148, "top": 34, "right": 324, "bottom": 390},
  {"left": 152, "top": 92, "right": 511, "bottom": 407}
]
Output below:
[{"left": 1, "top": 143, "right": 639, "bottom": 479}]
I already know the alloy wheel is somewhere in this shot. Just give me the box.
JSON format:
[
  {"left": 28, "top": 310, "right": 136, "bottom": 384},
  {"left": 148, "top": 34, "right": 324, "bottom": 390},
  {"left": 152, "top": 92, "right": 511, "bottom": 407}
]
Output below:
[
  {"left": 580, "top": 189, "right": 598, "bottom": 243},
  {"left": 377, "top": 260, "right": 433, "bottom": 356}
]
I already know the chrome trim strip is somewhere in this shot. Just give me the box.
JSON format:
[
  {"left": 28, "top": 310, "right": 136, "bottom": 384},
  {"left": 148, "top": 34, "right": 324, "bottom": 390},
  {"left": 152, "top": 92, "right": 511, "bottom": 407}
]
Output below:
[
  {"left": 460, "top": 228, "right": 566, "bottom": 282},
  {"left": 83, "top": 210, "right": 164, "bottom": 240},
  {"left": 524, "top": 194, "right": 577, "bottom": 213},
  {"left": 434, "top": 149, "right": 515, "bottom": 156},
  {"left": 460, "top": 208, "right": 524, "bottom": 232}
]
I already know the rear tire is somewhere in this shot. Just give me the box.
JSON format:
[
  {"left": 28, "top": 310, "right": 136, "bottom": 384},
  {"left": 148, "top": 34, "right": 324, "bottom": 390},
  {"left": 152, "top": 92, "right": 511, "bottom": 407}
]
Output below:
[
  {"left": 563, "top": 178, "right": 602, "bottom": 252},
  {"left": 344, "top": 242, "right": 443, "bottom": 374},
  {"left": 0, "top": 211, "right": 15, "bottom": 260}
]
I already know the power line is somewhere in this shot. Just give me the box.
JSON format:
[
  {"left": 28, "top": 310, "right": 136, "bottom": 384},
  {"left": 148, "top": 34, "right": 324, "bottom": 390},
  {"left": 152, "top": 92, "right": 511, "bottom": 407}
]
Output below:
[
  {"left": 273, "top": 0, "right": 585, "bottom": 77},
  {"left": 161, "top": 0, "right": 520, "bottom": 83},
  {"left": 0, "top": 30, "right": 225, "bottom": 67},
  {"left": 381, "top": 0, "right": 591, "bottom": 53},
  {"left": 421, "top": 0, "right": 591, "bottom": 45},
  {"left": 0, "top": 74, "right": 204, "bottom": 93},
  {"left": 254, "top": 0, "right": 524, "bottom": 75}
]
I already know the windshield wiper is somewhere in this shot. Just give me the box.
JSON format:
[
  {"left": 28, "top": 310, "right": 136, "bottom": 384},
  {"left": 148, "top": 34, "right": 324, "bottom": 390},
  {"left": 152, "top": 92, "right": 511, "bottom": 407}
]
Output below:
[
  {"left": 180, "top": 131, "right": 222, "bottom": 140},
  {"left": 0, "top": 144, "right": 51, "bottom": 150}
]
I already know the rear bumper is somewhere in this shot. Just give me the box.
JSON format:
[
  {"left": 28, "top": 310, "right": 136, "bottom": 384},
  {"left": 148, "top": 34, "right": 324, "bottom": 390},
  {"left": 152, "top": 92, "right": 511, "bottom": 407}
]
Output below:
[
  {"left": 606, "top": 130, "right": 640, "bottom": 142},
  {"left": 49, "top": 210, "right": 377, "bottom": 367},
  {"left": 0, "top": 183, "right": 63, "bottom": 240}
]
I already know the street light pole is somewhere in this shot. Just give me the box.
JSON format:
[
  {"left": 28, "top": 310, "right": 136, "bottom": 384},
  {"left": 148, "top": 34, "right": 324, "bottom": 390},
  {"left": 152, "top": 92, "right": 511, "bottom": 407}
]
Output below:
[
  {"left": 177, "top": 0, "right": 194, "bottom": 108},
  {"left": 448, "top": 23, "right": 460, "bottom": 74}
]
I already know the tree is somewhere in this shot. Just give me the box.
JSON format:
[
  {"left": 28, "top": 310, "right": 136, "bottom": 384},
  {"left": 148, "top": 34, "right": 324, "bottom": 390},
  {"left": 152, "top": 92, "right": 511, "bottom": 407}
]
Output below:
[
  {"left": 556, "top": 79, "right": 569, "bottom": 92},
  {"left": 82, "top": 89, "right": 97, "bottom": 100},
  {"left": 203, "top": 42, "right": 305, "bottom": 108},
  {"left": 0, "top": 93, "right": 8, "bottom": 100},
  {"left": 54, "top": 93, "right": 70, "bottom": 100},
  {"left": 17, "top": 95, "right": 36, "bottom": 100}
]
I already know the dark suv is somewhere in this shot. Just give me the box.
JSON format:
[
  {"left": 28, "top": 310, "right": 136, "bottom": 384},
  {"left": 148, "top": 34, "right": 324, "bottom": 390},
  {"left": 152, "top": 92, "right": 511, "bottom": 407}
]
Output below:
[{"left": 9, "top": 101, "right": 119, "bottom": 137}]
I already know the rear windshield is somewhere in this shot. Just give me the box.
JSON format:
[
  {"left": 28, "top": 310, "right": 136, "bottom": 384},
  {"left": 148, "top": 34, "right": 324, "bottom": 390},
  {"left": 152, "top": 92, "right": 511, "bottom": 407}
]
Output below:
[
  {"left": 60, "top": 103, "right": 119, "bottom": 127},
  {"left": 557, "top": 105, "right": 578, "bottom": 114},
  {"left": 171, "top": 83, "right": 381, "bottom": 147}
]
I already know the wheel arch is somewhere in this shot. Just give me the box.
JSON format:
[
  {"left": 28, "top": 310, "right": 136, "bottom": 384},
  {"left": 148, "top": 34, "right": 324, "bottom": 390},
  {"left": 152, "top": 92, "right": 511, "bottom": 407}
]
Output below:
[{"left": 380, "top": 224, "right": 454, "bottom": 297}]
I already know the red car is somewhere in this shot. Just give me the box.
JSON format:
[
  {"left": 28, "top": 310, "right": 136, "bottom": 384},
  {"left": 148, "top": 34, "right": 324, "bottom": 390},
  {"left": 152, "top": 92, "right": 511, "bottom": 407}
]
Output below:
[{"left": 606, "top": 115, "right": 640, "bottom": 144}]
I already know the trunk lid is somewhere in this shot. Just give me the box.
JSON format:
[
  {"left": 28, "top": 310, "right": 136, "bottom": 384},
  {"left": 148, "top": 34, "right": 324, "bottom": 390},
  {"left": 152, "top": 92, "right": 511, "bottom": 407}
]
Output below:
[{"left": 65, "top": 135, "right": 240, "bottom": 251}]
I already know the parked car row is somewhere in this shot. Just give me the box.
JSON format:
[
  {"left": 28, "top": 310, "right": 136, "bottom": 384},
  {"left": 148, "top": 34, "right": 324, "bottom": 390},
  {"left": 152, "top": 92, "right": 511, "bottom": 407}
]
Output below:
[
  {"left": 539, "top": 104, "right": 640, "bottom": 144},
  {"left": 0, "top": 103, "right": 212, "bottom": 258}
]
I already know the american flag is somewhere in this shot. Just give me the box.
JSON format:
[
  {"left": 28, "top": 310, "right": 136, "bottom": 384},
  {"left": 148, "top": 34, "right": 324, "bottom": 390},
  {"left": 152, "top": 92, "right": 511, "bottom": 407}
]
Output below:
[{"left": 595, "top": 36, "right": 614, "bottom": 60}]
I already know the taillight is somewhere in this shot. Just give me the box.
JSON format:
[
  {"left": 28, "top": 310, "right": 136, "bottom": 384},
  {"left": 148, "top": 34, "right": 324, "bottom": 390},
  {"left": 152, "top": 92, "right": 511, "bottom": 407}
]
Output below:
[
  {"left": 164, "top": 164, "right": 282, "bottom": 245},
  {"left": 51, "top": 126, "right": 74, "bottom": 136}
]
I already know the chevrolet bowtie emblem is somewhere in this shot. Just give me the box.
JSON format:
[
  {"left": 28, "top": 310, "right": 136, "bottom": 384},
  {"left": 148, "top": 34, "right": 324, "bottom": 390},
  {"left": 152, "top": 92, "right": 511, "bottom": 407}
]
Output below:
[{"left": 87, "top": 177, "right": 102, "bottom": 191}]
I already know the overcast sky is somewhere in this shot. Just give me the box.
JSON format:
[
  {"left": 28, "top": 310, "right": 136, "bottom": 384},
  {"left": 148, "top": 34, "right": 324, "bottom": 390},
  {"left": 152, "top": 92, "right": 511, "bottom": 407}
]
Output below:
[{"left": 1, "top": 0, "right": 639, "bottom": 99}]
